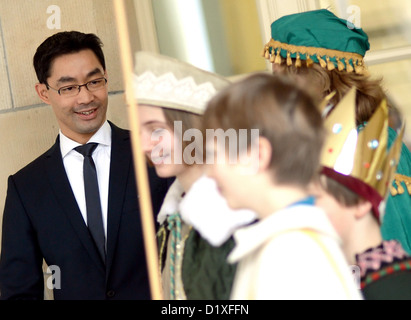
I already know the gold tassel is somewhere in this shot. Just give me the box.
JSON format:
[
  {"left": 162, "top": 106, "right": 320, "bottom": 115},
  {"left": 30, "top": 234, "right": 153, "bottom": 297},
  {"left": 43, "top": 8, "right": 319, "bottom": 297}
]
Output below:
[
  {"left": 274, "top": 49, "right": 282, "bottom": 65},
  {"left": 326, "top": 56, "right": 335, "bottom": 71},
  {"left": 392, "top": 175, "right": 411, "bottom": 196},
  {"left": 265, "top": 47, "right": 270, "bottom": 60},
  {"left": 354, "top": 60, "right": 365, "bottom": 74},
  {"left": 354, "top": 60, "right": 361, "bottom": 73},
  {"left": 317, "top": 55, "right": 327, "bottom": 68},
  {"left": 270, "top": 51, "right": 275, "bottom": 63},
  {"left": 287, "top": 51, "right": 292, "bottom": 66},
  {"left": 261, "top": 47, "right": 267, "bottom": 58},
  {"left": 406, "top": 181, "right": 411, "bottom": 195},
  {"left": 337, "top": 58, "right": 345, "bottom": 71},
  {"left": 391, "top": 185, "right": 398, "bottom": 196},
  {"left": 295, "top": 53, "right": 302, "bottom": 68},
  {"left": 357, "top": 66, "right": 365, "bottom": 74},
  {"left": 395, "top": 179, "right": 405, "bottom": 195},
  {"left": 306, "top": 57, "right": 314, "bottom": 67},
  {"left": 346, "top": 58, "right": 354, "bottom": 73}
]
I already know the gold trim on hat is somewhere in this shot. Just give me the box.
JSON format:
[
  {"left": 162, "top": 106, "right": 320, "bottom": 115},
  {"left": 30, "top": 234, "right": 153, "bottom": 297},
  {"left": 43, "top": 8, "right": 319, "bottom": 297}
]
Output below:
[
  {"left": 262, "top": 38, "right": 366, "bottom": 74},
  {"left": 391, "top": 174, "right": 411, "bottom": 196}
]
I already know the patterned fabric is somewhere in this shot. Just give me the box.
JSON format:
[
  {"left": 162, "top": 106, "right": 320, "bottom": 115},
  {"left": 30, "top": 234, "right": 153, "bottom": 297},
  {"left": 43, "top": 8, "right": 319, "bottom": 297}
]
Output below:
[
  {"left": 356, "top": 240, "right": 411, "bottom": 288},
  {"left": 167, "top": 212, "right": 183, "bottom": 300},
  {"left": 133, "top": 51, "right": 230, "bottom": 115}
]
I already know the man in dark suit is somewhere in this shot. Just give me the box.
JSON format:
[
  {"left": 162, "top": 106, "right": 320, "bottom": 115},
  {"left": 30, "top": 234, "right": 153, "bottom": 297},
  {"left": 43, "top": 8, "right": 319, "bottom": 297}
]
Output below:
[{"left": 0, "top": 31, "right": 171, "bottom": 299}]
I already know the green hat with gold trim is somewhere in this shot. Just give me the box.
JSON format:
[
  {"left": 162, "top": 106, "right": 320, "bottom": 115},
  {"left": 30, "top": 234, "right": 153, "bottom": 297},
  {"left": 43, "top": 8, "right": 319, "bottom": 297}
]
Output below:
[{"left": 262, "top": 9, "right": 370, "bottom": 73}]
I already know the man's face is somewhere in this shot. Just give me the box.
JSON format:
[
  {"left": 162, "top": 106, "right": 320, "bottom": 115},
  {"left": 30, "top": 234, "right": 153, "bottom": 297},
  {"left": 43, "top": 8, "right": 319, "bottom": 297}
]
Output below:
[{"left": 36, "top": 49, "right": 108, "bottom": 143}]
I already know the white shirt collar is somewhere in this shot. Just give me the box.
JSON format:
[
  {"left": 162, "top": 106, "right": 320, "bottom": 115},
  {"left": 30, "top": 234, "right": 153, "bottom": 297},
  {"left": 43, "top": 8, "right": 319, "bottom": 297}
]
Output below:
[
  {"left": 157, "top": 179, "right": 185, "bottom": 224},
  {"left": 156, "top": 175, "right": 258, "bottom": 247},
  {"left": 60, "top": 120, "right": 112, "bottom": 158},
  {"left": 179, "top": 175, "right": 257, "bottom": 246}
]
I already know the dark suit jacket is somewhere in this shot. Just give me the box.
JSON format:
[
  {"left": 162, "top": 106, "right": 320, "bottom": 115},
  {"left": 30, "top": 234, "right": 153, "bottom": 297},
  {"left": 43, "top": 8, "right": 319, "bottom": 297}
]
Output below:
[{"left": 0, "top": 121, "right": 172, "bottom": 300}]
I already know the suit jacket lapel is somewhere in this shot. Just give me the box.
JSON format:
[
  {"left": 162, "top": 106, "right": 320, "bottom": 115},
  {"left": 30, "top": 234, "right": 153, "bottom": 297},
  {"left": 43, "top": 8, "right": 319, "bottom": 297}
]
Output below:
[
  {"left": 105, "top": 122, "right": 132, "bottom": 275},
  {"left": 44, "top": 137, "right": 105, "bottom": 274}
]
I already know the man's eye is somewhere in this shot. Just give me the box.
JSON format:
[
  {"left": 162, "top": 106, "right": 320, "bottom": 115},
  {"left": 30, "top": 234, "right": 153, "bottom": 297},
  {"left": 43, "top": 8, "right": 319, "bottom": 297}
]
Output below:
[
  {"left": 89, "top": 80, "right": 101, "bottom": 86},
  {"left": 61, "top": 86, "right": 77, "bottom": 93}
]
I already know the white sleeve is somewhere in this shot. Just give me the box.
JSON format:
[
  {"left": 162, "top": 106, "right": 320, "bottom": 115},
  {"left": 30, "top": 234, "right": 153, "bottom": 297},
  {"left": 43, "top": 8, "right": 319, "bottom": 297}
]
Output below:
[{"left": 253, "top": 231, "right": 363, "bottom": 300}]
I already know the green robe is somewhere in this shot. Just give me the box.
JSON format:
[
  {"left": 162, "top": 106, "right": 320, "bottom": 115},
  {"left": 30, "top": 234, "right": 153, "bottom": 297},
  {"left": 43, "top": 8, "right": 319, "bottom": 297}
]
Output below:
[
  {"left": 182, "top": 229, "right": 236, "bottom": 300},
  {"left": 381, "top": 127, "right": 411, "bottom": 253},
  {"left": 158, "top": 224, "right": 237, "bottom": 300}
]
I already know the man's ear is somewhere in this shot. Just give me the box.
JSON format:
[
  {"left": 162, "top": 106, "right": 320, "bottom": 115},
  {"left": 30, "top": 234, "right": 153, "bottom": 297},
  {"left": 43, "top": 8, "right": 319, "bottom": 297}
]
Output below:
[
  {"left": 35, "top": 83, "right": 51, "bottom": 105},
  {"left": 354, "top": 200, "right": 373, "bottom": 219}
]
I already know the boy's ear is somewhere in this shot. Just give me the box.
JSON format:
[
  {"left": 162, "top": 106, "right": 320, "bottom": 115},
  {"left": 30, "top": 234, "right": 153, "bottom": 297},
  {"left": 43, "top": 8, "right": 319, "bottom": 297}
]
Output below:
[
  {"left": 257, "top": 136, "right": 272, "bottom": 172},
  {"left": 354, "top": 200, "right": 373, "bottom": 219},
  {"left": 35, "top": 83, "right": 52, "bottom": 105}
]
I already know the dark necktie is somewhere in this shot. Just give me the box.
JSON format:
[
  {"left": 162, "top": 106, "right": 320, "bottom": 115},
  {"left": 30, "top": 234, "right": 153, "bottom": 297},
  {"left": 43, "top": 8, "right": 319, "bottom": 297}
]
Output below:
[{"left": 75, "top": 143, "right": 106, "bottom": 264}]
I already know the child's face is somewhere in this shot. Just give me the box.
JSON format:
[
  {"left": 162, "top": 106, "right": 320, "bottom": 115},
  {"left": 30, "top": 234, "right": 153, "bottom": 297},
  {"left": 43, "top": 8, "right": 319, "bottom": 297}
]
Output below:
[
  {"left": 206, "top": 141, "right": 261, "bottom": 210},
  {"left": 139, "top": 105, "right": 186, "bottom": 178},
  {"left": 207, "top": 161, "right": 254, "bottom": 210}
]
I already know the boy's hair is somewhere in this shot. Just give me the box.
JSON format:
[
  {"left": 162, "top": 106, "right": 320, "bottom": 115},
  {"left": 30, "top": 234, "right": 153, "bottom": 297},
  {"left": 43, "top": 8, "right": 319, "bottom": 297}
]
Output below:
[
  {"left": 33, "top": 31, "right": 106, "bottom": 85},
  {"left": 318, "top": 174, "right": 362, "bottom": 207},
  {"left": 274, "top": 58, "right": 388, "bottom": 126},
  {"left": 203, "top": 72, "right": 325, "bottom": 187}
]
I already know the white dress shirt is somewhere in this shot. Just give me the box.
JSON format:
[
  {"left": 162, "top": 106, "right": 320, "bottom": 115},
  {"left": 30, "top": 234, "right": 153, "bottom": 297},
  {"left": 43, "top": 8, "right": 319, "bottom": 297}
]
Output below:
[{"left": 60, "top": 121, "right": 112, "bottom": 239}]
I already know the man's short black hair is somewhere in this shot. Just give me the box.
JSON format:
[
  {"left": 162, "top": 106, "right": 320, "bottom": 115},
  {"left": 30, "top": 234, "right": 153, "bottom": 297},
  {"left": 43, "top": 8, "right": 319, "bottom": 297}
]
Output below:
[{"left": 33, "top": 31, "right": 106, "bottom": 84}]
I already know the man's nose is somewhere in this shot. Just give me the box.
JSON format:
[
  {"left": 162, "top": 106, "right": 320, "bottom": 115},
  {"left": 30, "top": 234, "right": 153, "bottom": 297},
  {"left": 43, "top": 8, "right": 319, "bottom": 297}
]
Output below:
[{"left": 76, "top": 85, "right": 94, "bottom": 104}]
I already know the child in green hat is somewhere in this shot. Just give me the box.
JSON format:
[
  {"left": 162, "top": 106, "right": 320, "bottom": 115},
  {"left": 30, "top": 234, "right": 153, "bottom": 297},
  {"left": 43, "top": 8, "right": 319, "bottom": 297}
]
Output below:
[{"left": 262, "top": 9, "right": 411, "bottom": 254}]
